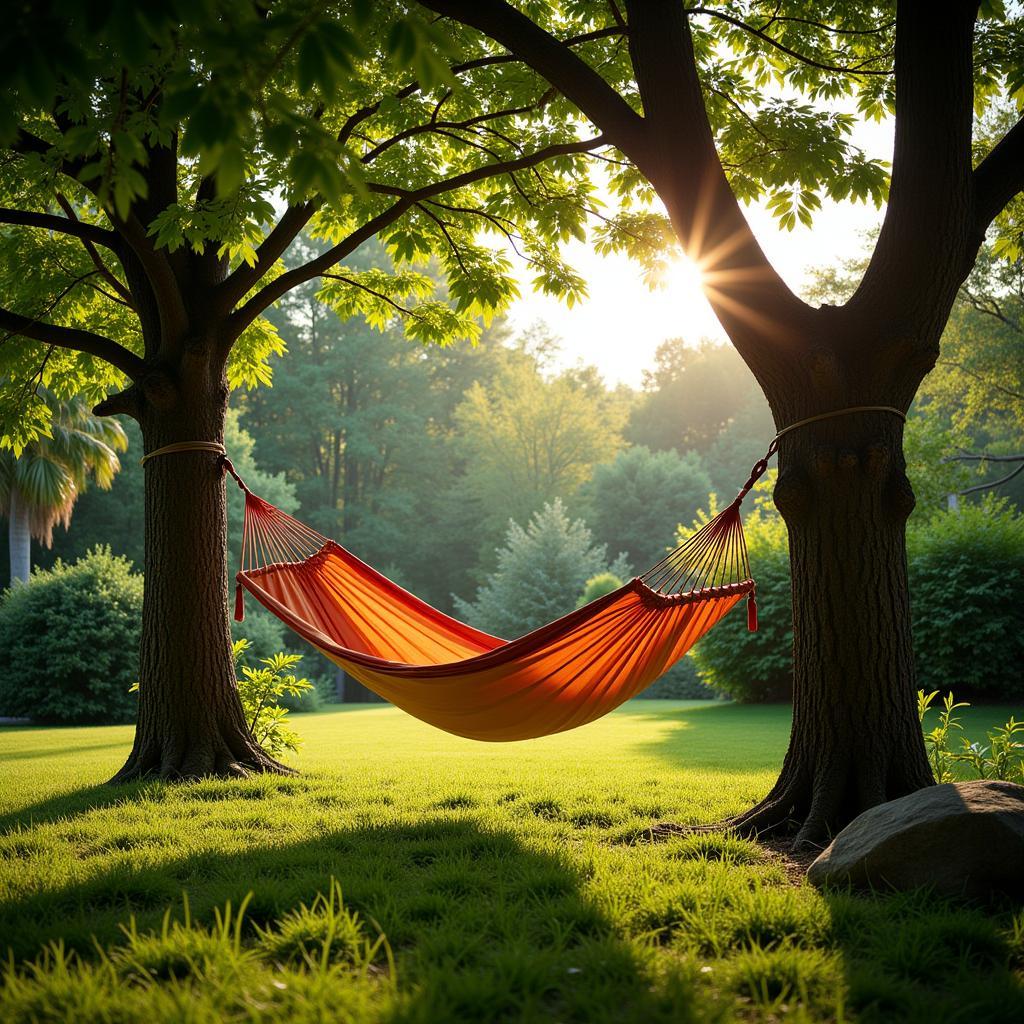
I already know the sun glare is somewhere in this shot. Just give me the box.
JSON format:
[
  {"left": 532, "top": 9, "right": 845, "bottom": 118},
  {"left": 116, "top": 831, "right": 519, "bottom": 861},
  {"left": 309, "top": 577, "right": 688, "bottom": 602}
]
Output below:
[{"left": 664, "top": 256, "right": 708, "bottom": 310}]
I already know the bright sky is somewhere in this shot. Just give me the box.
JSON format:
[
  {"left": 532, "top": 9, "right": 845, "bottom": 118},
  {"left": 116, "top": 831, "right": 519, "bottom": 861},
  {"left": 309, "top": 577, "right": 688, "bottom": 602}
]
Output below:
[{"left": 504, "top": 117, "right": 894, "bottom": 387}]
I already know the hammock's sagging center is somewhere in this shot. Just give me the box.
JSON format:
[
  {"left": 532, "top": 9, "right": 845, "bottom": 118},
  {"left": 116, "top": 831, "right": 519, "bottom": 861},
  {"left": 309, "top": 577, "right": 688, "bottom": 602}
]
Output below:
[{"left": 230, "top": 479, "right": 757, "bottom": 741}]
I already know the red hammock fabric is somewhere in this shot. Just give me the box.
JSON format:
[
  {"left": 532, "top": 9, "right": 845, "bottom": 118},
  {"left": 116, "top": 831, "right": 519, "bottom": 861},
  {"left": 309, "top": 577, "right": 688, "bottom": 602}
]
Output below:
[{"left": 228, "top": 462, "right": 761, "bottom": 741}]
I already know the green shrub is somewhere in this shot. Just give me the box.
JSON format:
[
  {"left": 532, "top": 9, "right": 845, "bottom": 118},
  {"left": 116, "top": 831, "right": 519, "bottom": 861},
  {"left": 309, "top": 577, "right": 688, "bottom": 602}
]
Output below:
[
  {"left": 232, "top": 604, "right": 288, "bottom": 664},
  {"left": 0, "top": 547, "right": 143, "bottom": 723},
  {"left": 233, "top": 641, "right": 313, "bottom": 756},
  {"left": 908, "top": 498, "right": 1024, "bottom": 699},
  {"left": 454, "top": 499, "right": 630, "bottom": 638},
  {"left": 689, "top": 488, "right": 794, "bottom": 702},
  {"left": 278, "top": 671, "right": 336, "bottom": 712},
  {"left": 576, "top": 572, "right": 624, "bottom": 607},
  {"left": 581, "top": 445, "right": 712, "bottom": 570},
  {"left": 918, "top": 689, "right": 1024, "bottom": 784},
  {"left": 690, "top": 492, "right": 1024, "bottom": 703}
]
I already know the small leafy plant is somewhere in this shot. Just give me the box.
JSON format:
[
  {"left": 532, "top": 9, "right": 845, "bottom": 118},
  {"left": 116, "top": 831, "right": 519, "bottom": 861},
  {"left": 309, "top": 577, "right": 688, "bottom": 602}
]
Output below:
[
  {"left": 918, "top": 689, "right": 1024, "bottom": 784},
  {"left": 131, "top": 641, "right": 313, "bottom": 756},
  {"left": 233, "top": 640, "right": 313, "bottom": 757}
]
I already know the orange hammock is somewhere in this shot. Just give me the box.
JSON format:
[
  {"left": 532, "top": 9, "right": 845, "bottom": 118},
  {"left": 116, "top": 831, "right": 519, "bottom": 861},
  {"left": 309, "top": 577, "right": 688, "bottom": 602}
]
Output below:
[{"left": 227, "top": 454, "right": 768, "bottom": 742}]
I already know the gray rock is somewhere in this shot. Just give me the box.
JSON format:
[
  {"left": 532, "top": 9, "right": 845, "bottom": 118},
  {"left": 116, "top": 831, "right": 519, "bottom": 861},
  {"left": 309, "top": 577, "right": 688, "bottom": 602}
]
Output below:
[{"left": 807, "top": 779, "right": 1024, "bottom": 901}]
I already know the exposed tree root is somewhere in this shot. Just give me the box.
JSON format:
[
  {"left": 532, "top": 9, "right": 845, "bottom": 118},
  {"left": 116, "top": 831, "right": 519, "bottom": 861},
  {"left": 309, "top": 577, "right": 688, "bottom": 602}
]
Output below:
[
  {"left": 651, "top": 751, "right": 935, "bottom": 855},
  {"left": 109, "top": 731, "right": 295, "bottom": 783}
]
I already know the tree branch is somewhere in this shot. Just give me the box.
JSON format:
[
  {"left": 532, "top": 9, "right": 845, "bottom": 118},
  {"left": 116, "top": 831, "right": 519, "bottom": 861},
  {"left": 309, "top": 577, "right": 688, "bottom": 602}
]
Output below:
[
  {"left": 854, "top": 2, "right": 979, "bottom": 326},
  {"left": 111, "top": 211, "right": 188, "bottom": 347},
  {"left": 338, "top": 26, "right": 623, "bottom": 146},
  {"left": 686, "top": 7, "right": 892, "bottom": 75},
  {"left": 622, "top": 0, "right": 806, "bottom": 347},
  {"left": 958, "top": 459, "right": 1024, "bottom": 495},
  {"left": 0, "top": 306, "right": 145, "bottom": 379},
  {"left": 321, "top": 272, "right": 429, "bottom": 322},
  {"left": 418, "top": 1, "right": 648, "bottom": 155},
  {"left": 228, "top": 135, "right": 606, "bottom": 336},
  {"left": 936, "top": 359, "right": 1024, "bottom": 404},
  {"left": 360, "top": 101, "right": 546, "bottom": 164},
  {"left": 226, "top": 204, "right": 410, "bottom": 339},
  {"left": 947, "top": 451, "right": 1024, "bottom": 463},
  {"left": 366, "top": 134, "right": 604, "bottom": 201},
  {"left": 53, "top": 193, "right": 135, "bottom": 307},
  {"left": 10, "top": 128, "right": 92, "bottom": 183},
  {"left": 12, "top": 125, "right": 188, "bottom": 349},
  {"left": 973, "top": 113, "right": 1024, "bottom": 235},
  {"left": 0, "top": 206, "right": 120, "bottom": 249},
  {"left": 216, "top": 201, "right": 318, "bottom": 312}
]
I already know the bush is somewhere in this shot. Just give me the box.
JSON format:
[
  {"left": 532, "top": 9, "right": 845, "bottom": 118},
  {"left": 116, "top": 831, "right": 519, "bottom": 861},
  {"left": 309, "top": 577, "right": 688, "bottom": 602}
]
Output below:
[
  {"left": 232, "top": 604, "right": 288, "bottom": 664},
  {"left": 0, "top": 547, "right": 143, "bottom": 723},
  {"left": 908, "top": 498, "right": 1024, "bottom": 699},
  {"left": 233, "top": 641, "right": 312, "bottom": 755},
  {"left": 278, "top": 671, "right": 336, "bottom": 712},
  {"left": 690, "top": 493, "right": 1024, "bottom": 703},
  {"left": 576, "top": 572, "right": 623, "bottom": 607},
  {"left": 581, "top": 446, "right": 712, "bottom": 571}
]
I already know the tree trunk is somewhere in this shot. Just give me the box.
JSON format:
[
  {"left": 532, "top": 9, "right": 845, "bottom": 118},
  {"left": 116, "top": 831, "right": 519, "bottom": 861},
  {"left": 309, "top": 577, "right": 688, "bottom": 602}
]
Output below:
[
  {"left": 731, "top": 406, "right": 934, "bottom": 847},
  {"left": 111, "top": 375, "right": 291, "bottom": 781},
  {"left": 8, "top": 488, "right": 31, "bottom": 585}
]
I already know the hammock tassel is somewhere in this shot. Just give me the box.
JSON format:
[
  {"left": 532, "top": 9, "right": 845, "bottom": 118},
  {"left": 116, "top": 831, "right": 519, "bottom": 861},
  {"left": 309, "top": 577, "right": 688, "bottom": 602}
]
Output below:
[
  {"left": 747, "top": 590, "right": 758, "bottom": 632},
  {"left": 234, "top": 582, "right": 245, "bottom": 622}
]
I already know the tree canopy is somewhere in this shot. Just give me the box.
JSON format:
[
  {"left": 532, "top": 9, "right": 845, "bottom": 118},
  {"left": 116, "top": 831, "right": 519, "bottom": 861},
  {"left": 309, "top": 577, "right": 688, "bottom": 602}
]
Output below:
[
  {"left": 1, "top": 1, "right": 613, "bottom": 446},
  {"left": 7, "top": 0, "right": 1005, "bottom": 441}
]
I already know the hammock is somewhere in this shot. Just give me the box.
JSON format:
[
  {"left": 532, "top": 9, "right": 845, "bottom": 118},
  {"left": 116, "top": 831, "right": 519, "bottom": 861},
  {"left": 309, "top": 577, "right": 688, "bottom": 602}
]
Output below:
[{"left": 227, "top": 455, "right": 768, "bottom": 742}]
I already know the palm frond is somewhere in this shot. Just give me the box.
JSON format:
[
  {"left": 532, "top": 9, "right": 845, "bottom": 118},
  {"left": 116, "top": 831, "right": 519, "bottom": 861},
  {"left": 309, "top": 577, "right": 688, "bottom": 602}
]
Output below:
[{"left": 1, "top": 382, "right": 130, "bottom": 541}]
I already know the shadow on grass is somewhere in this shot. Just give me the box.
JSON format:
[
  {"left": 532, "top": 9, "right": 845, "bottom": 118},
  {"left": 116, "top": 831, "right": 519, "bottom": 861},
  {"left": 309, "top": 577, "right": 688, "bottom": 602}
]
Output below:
[
  {"left": 0, "top": 782, "right": 147, "bottom": 834},
  {"left": 0, "top": 740, "right": 129, "bottom": 764},
  {"left": 1, "top": 811, "right": 697, "bottom": 1023},
  {"left": 624, "top": 701, "right": 792, "bottom": 774}
]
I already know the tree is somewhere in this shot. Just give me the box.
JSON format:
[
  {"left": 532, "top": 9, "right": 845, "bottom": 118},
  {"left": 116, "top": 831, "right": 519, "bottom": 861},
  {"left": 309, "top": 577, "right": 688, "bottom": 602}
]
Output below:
[
  {"left": 419, "top": 0, "right": 1024, "bottom": 843},
  {"left": 0, "top": 387, "right": 126, "bottom": 584},
  {"left": 920, "top": 248, "right": 1024, "bottom": 503},
  {"left": 806, "top": 235, "right": 1024, "bottom": 505},
  {"left": 38, "top": 411, "right": 298, "bottom": 581},
  {"left": 580, "top": 444, "right": 711, "bottom": 571},
  {"left": 454, "top": 346, "right": 626, "bottom": 547},
  {"left": 242, "top": 237, "right": 437, "bottom": 538},
  {"left": 0, "top": 4, "right": 616, "bottom": 779},
  {"left": 453, "top": 498, "right": 630, "bottom": 638},
  {"left": 627, "top": 338, "right": 770, "bottom": 456},
  {"left": 240, "top": 235, "right": 515, "bottom": 608}
]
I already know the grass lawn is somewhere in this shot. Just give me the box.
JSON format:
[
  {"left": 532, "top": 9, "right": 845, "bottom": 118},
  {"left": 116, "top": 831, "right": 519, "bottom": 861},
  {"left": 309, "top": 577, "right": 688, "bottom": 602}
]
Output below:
[{"left": 1, "top": 700, "right": 1022, "bottom": 1022}]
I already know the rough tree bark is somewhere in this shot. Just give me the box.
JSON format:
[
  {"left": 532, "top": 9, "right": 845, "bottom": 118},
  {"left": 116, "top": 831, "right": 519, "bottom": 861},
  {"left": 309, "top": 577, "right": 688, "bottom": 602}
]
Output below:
[
  {"left": 734, "top": 402, "right": 934, "bottom": 843},
  {"left": 109, "top": 353, "right": 291, "bottom": 781}
]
